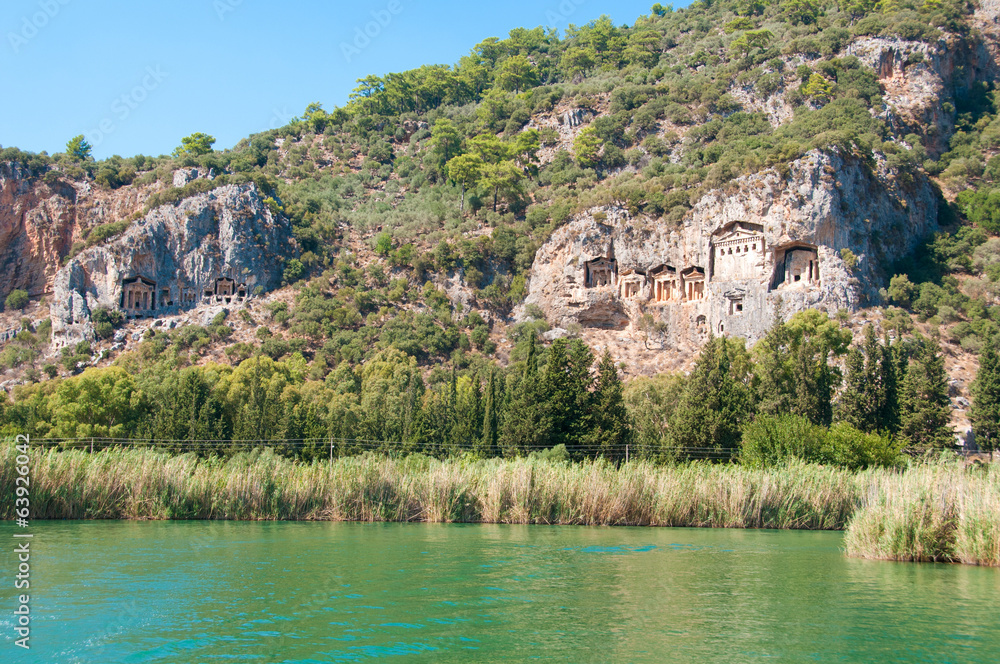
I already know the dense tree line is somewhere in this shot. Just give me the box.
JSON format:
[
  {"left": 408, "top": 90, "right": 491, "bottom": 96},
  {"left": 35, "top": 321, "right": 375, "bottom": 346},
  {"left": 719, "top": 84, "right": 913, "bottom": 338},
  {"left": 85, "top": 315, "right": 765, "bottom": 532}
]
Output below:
[
  {"left": 0, "top": 335, "right": 631, "bottom": 462},
  {"left": 1, "top": 309, "right": 979, "bottom": 467}
]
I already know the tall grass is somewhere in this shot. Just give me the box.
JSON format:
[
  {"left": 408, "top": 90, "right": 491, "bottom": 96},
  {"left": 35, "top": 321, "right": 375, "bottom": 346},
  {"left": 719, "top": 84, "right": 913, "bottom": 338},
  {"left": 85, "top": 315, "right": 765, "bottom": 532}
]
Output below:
[
  {"left": 2, "top": 442, "right": 998, "bottom": 566},
  {"left": 843, "top": 461, "right": 1000, "bottom": 566}
]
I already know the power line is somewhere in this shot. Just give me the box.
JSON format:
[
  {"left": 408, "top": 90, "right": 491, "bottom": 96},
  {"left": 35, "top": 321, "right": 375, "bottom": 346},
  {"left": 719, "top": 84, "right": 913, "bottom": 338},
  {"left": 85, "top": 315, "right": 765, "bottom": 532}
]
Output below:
[{"left": 22, "top": 436, "right": 738, "bottom": 458}]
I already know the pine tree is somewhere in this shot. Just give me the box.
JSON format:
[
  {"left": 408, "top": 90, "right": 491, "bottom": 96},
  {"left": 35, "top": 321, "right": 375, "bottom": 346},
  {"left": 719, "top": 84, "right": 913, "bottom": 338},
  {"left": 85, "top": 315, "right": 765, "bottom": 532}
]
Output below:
[
  {"left": 878, "top": 333, "right": 902, "bottom": 434},
  {"left": 499, "top": 333, "right": 551, "bottom": 455},
  {"left": 588, "top": 349, "right": 632, "bottom": 460},
  {"left": 755, "top": 311, "right": 846, "bottom": 426},
  {"left": 837, "top": 325, "right": 900, "bottom": 434},
  {"left": 543, "top": 339, "right": 594, "bottom": 450},
  {"left": 669, "top": 335, "right": 753, "bottom": 455},
  {"left": 971, "top": 333, "right": 1000, "bottom": 452},
  {"left": 899, "top": 334, "right": 953, "bottom": 450}
]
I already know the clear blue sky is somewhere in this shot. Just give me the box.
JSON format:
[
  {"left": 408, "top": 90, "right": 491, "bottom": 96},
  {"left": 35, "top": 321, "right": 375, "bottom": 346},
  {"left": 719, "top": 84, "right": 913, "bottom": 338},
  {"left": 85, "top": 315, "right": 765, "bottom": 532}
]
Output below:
[{"left": 1, "top": 0, "right": 668, "bottom": 159}]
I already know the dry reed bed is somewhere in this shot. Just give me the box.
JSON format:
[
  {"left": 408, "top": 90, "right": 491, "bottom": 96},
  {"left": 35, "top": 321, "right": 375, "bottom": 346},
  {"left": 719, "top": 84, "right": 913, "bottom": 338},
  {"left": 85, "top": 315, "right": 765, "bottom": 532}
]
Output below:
[{"left": 2, "top": 443, "right": 998, "bottom": 566}]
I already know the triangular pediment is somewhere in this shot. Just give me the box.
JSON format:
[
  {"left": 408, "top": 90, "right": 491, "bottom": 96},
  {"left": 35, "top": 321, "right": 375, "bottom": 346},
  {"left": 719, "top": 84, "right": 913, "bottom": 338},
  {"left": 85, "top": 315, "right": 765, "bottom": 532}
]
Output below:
[{"left": 714, "top": 228, "right": 763, "bottom": 243}]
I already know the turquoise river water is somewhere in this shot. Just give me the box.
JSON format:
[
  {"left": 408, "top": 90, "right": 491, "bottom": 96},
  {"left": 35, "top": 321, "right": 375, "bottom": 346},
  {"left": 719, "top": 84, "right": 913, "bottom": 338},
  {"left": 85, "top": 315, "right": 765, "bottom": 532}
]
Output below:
[{"left": 1, "top": 521, "right": 998, "bottom": 663}]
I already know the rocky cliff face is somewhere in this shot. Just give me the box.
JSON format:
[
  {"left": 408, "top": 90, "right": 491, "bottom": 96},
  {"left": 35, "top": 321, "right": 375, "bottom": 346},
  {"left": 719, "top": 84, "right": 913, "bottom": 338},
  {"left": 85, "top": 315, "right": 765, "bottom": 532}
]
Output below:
[
  {"left": 0, "top": 163, "right": 78, "bottom": 299},
  {"left": 845, "top": 30, "right": 995, "bottom": 157},
  {"left": 50, "top": 182, "right": 296, "bottom": 346},
  {"left": 523, "top": 150, "right": 938, "bottom": 359},
  {"left": 0, "top": 163, "right": 152, "bottom": 299}
]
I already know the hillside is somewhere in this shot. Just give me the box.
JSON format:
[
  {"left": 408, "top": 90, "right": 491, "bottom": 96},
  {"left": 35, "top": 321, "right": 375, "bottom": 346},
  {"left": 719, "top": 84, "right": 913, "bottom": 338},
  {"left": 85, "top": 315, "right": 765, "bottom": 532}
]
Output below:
[{"left": 2, "top": 0, "right": 1000, "bottom": 455}]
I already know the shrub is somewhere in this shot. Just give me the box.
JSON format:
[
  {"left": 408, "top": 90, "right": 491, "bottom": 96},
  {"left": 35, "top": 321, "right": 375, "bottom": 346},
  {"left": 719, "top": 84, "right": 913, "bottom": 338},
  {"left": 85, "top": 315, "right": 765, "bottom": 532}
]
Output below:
[
  {"left": 4, "top": 289, "right": 29, "bottom": 311},
  {"left": 740, "top": 414, "right": 827, "bottom": 467},
  {"left": 840, "top": 248, "right": 858, "bottom": 271},
  {"left": 822, "top": 423, "right": 903, "bottom": 471},
  {"left": 470, "top": 325, "right": 489, "bottom": 348},
  {"left": 374, "top": 232, "right": 393, "bottom": 256},
  {"left": 86, "top": 220, "right": 130, "bottom": 247},
  {"left": 283, "top": 258, "right": 306, "bottom": 285},
  {"left": 91, "top": 307, "right": 124, "bottom": 340},
  {"left": 888, "top": 274, "right": 918, "bottom": 308}
]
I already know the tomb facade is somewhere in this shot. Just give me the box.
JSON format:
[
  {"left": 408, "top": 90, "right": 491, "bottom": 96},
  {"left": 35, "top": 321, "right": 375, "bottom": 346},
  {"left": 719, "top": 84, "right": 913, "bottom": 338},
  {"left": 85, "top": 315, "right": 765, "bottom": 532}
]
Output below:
[
  {"left": 618, "top": 269, "right": 646, "bottom": 299},
  {"left": 120, "top": 276, "right": 156, "bottom": 315},
  {"left": 681, "top": 267, "right": 705, "bottom": 301},
  {"left": 584, "top": 256, "right": 616, "bottom": 288},
  {"left": 725, "top": 288, "right": 747, "bottom": 316},
  {"left": 203, "top": 276, "right": 250, "bottom": 304},
  {"left": 772, "top": 243, "right": 820, "bottom": 289},
  {"left": 711, "top": 225, "right": 766, "bottom": 281},
  {"left": 650, "top": 265, "right": 678, "bottom": 303}
]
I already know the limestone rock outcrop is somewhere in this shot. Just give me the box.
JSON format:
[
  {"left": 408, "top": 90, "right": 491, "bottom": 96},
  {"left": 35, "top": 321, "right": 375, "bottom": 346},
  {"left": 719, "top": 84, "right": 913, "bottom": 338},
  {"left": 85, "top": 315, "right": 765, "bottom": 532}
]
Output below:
[
  {"left": 0, "top": 163, "right": 153, "bottom": 299},
  {"left": 50, "top": 182, "right": 296, "bottom": 346},
  {"left": 0, "top": 163, "right": 77, "bottom": 299},
  {"left": 523, "top": 150, "right": 938, "bottom": 351},
  {"left": 845, "top": 34, "right": 993, "bottom": 156}
]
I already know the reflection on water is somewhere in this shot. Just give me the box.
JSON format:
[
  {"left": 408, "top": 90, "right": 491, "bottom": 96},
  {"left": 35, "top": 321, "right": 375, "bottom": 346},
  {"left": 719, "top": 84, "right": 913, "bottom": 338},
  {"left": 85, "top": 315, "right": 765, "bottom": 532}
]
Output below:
[{"left": 1, "top": 521, "right": 998, "bottom": 663}]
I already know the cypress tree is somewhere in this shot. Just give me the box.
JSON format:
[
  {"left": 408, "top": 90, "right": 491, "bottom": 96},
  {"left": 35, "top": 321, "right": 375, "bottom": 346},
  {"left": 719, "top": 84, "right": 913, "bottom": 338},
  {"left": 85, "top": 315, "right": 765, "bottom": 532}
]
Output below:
[
  {"left": 447, "top": 367, "right": 459, "bottom": 447},
  {"left": 589, "top": 349, "right": 632, "bottom": 460},
  {"left": 669, "top": 335, "right": 752, "bottom": 455},
  {"left": 471, "top": 374, "right": 483, "bottom": 441},
  {"left": 499, "top": 333, "right": 551, "bottom": 455},
  {"left": 449, "top": 373, "right": 482, "bottom": 450},
  {"left": 402, "top": 372, "right": 423, "bottom": 442},
  {"left": 899, "top": 334, "right": 953, "bottom": 450},
  {"left": 525, "top": 331, "right": 538, "bottom": 377},
  {"left": 791, "top": 339, "right": 836, "bottom": 427},
  {"left": 838, "top": 325, "right": 900, "bottom": 434},
  {"left": 838, "top": 345, "right": 868, "bottom": 430},
  {"left": 971, "top": 333, "right": 1000, "bottom": 452},
  {"left": 878, "top": 333, "right": 902, "bottom": 434},
  {"left": 753, "top": 321, "right": 795, "bottom": 417},
  {"left": 755, "top": 312, "right": 843, "bottom": 427},
  {"left": 543, "top": 339, "right": 595, "bottom": 451},
  {"left": 480, "top": 369, "right": 499, "bottom": 456}
]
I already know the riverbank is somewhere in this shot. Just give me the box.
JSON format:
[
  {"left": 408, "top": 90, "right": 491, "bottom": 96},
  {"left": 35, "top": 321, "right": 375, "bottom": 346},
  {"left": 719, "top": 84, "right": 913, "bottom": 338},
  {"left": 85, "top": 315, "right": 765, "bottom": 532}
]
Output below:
[{"left": 2, "top": 442, "right": 997, "bottom": 566}]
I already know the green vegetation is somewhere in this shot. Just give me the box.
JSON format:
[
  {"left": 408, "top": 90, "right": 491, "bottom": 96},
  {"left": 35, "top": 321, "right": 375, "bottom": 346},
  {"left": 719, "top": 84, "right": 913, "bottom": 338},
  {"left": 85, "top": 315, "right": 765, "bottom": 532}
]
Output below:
[
  {"left": 4, "top": 289, "right": 29, "bottom": 311},
  {"left": 844, "top": 461, "right": 1000, "bottom": 566},
  {"left": 0, "top": 1, "right": 993, "bottom": 372},
  {"left": 2, "top": 2, "right": 999, "bottom": 569},
  {"left": 90, "top": 307, "right": 125, "bottom": 340},
  {"left": 173, "top": 132, "right": 216, "bottom": 158},
  {"left": 2, "top": 439, "right": 996, "bottom": 565},
  {"left": 971, "top": 333, "right": 1000, "bottom": 452},
  {"left": 65, "top": 135, "right": 92, "bottom": 161},
  {"left": 1, "top": 0, "right": 985, "bottom": 302},
  {"left": 0, "top": 309, "right": 954, "bottom": 467}
]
